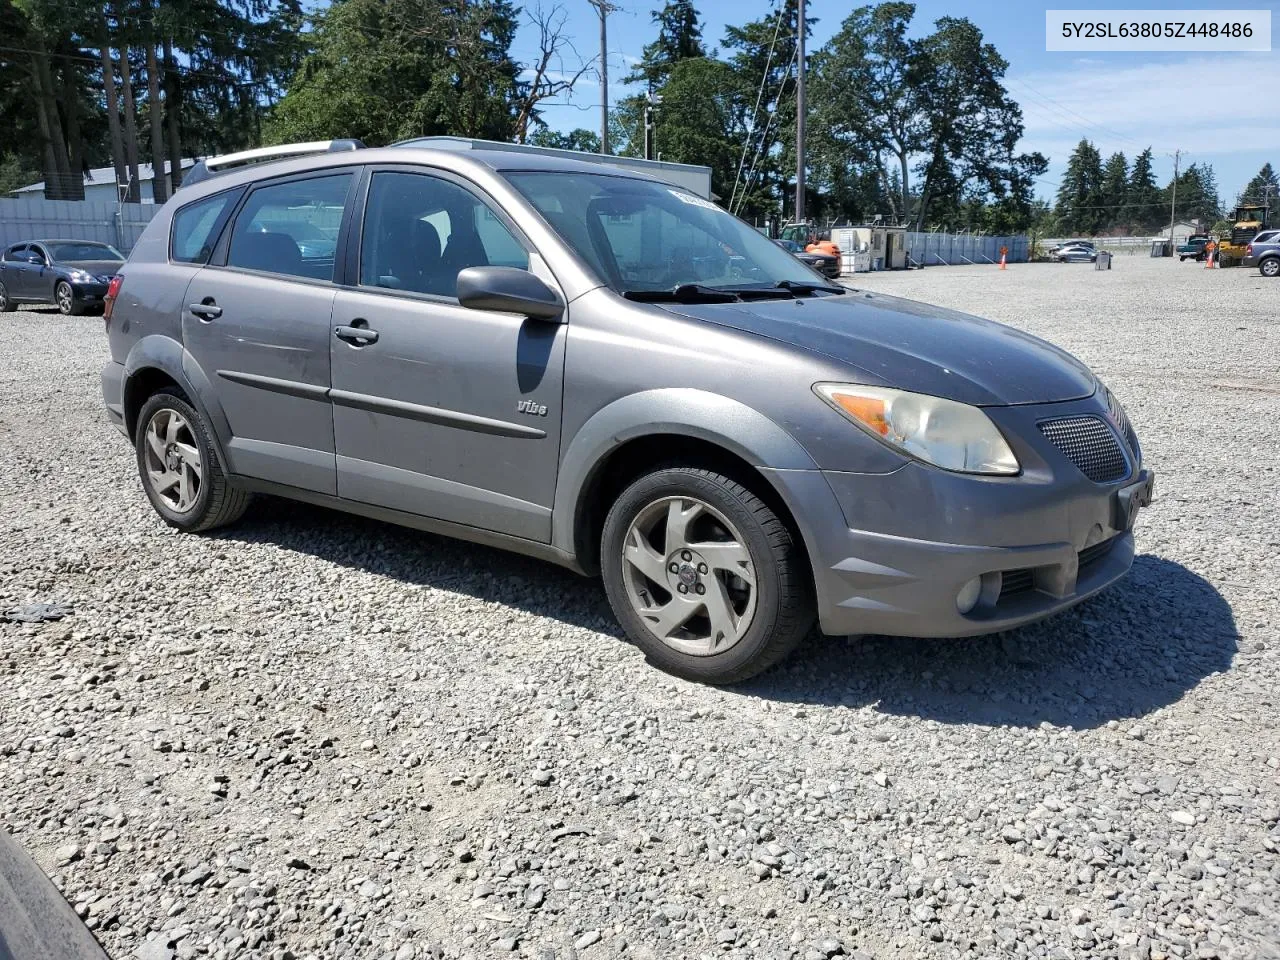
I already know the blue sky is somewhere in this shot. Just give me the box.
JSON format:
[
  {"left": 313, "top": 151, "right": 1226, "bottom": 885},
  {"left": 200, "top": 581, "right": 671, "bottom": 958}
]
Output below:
[{"left": 515, "top": 0, "right": 1280, "bottom": 205}]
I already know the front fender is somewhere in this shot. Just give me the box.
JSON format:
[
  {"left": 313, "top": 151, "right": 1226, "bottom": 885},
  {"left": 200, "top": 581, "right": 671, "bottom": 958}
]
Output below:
[
  {"left": 123, "top": 334, "right": 231, "bottom": 469},
  {"left": 552, "top": 388, "right": 821, "bottom": 562}
]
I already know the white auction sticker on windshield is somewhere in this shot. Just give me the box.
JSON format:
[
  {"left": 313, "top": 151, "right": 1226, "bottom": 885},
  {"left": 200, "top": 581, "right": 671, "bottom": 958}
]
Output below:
[{"left": 669, "top": 190, "right": 720, "bottom": 211}]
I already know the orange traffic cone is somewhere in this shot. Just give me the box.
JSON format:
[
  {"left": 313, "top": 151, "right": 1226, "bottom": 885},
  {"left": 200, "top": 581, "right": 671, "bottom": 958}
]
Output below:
[
  {"left": 1205, "top": 242, "right": 1216, "bottom": 268},
  {"left": 998, "top": 253, "right": 1007, "bottom": 270}
]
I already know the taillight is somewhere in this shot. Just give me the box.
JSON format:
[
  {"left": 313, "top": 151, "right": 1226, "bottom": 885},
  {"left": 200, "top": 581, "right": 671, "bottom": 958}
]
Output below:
[
  {"left": 103, "top": 275, "right": 123, "bottom": 329},
  {"left": 1246, "top": 244, "right": 1253, "bottom": 256}
]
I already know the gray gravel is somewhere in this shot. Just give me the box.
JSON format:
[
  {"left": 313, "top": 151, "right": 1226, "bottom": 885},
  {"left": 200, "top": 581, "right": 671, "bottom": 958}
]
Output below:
[{"left": 2, "top": 256, "right": 1278, "bottom": 960}]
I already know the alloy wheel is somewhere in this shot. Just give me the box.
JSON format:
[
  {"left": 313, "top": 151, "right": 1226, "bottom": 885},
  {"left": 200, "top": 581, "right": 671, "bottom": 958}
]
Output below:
[
  {"left": 142, "top": 408, "right": 203, "bottom": 513},
  {"left": 620, "top": 496, "right": 758, "bottom": 656},
  {"left": 0, "top": 283, "right": 8, "bottom": 310},
  {"left": 56, "top": 282, "right": 73, "bottom": 314},
  {"left": 1262, "top": 259, "right": 1280, "bottom": 278}
]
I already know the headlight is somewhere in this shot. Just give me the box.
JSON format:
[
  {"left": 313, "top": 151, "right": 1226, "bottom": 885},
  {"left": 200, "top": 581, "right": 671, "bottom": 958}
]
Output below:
[
  {"left": 814, "top": 383, "right": 1020, "bottom": 475},
  {"left": 68, "top": 269, "right": 90, "bottom": 282}
]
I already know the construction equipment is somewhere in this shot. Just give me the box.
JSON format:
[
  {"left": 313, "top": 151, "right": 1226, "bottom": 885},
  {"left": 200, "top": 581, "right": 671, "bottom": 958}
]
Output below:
[
  {"left": 1215, "top": 203, "right": 1271, "bottom": 267},
  {"left": 779, "top": 221, "right": 841, "bottom": 258}
]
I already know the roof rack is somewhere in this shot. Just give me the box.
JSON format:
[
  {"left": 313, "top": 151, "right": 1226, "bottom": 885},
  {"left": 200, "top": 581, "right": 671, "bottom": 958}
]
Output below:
[{"left": 180, "top": 139, "right": 365, "bottom": 190}]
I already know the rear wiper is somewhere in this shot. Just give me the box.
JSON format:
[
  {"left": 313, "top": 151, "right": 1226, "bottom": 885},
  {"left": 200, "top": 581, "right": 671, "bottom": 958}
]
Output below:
[
  {"left": 623, "top": 284, "right": 741, "bottom": 303},
  {"left": 775, "top": 279, "right": 846, "bottom": 295}
]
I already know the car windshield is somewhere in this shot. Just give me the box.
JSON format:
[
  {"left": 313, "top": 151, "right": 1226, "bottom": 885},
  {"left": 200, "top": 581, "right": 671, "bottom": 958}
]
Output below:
[
  {"left": 49, "top": 242, "right": 123, "bottom": 262},
  {"left": 504, "top": 171, "right": 835, "bottom": 295}
]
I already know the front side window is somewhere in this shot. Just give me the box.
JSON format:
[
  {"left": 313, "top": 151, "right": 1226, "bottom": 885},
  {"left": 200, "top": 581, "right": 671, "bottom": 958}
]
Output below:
[
  {"left": 359, "top": 171, "right": 528, "bottom": 298},
  {"left": 506, "top": 172, "right": 825, "bottom": 293},
  {"left": 227, "top": 173, "right": 351, "bottom": 281}
]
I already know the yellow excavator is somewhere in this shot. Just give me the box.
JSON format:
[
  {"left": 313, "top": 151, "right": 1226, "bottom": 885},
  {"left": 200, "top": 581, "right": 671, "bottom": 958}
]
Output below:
[{"left": 1216, "top": 203, "right": 1271, "bottom": 267}]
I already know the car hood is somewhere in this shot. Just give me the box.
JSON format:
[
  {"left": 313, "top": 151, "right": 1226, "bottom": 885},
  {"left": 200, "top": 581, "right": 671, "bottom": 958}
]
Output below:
[
  {"left": 666, "top": 290, "right": 1096, "bottom": 406},
  {"left": 61, "top": 259, "right": 124, "bottom": 275}
]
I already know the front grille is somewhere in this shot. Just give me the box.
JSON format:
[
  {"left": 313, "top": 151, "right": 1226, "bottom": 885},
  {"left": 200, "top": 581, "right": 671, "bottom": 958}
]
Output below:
[{"left": 1038, "top": 416, "right": 1129, "bottom": 483}]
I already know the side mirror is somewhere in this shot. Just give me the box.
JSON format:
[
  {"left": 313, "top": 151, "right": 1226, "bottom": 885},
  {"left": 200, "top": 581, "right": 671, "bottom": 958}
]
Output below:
[
  {"left": 25, "top": 253, "right": 44, "bottom": 265},
  {"left": 457, "top": 266, "right": 564, "bottom": 322}
]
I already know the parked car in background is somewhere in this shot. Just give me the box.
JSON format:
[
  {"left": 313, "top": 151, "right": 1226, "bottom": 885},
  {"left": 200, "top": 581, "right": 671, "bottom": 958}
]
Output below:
[
  {"left": 1244, "top": 230, "right": 1280, "bottom": 277},
  {"left": 1052, "top": 242, "right": 1098, "bottom": 263},
  {"left": 101, "top": 139, "right": 1153, "bottom": 685},
  {"left": 0, "top": 239, "right": 125, "bottom": 314},
  {"left": 774, "top": 238, "right": 841, "bottom": 279},
  {"left": 1177, "top": 235, "right": 1210, "bottom": 262}
]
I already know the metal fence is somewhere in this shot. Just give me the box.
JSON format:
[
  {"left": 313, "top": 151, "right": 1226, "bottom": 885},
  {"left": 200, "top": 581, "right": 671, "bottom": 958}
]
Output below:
[
  {"left": 0, "top": 197, "right": 159, "bottom": 254},
  {"left": 904, "top": 231, "right": 1030, "bottom": 266}
]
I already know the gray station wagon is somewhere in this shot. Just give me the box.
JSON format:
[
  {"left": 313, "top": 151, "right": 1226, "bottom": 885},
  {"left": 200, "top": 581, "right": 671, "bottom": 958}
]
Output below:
[{"left": 101, "top": 139, "right": 1154, "bottom": 684}]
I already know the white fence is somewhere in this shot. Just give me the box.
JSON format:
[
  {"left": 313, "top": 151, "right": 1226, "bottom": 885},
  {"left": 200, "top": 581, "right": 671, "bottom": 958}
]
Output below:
[
  {"left": 905, "top": 231, "right": 1030, "bottom": 267},
  {"left": 0, "top": 197, "right": 159, "bottom": 253}
]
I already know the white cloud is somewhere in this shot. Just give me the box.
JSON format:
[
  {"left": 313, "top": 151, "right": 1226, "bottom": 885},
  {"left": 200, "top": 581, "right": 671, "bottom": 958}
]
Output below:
[{"left": 1010, "top": 53, "right": 1280, "bottom": 158}]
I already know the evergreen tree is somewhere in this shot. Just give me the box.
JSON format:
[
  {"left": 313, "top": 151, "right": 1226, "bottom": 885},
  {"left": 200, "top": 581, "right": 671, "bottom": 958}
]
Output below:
[
  {"left": 1166, "top": 162, "right": 1220, "bottom": 227},
  {"left": 624, "top": 0, "right": 706, "bottom": 92},
  {"left": 528, "top": 127, "right": 601, "bottom": 152},
  {"left": 1098, "top": 151, "right": 1127, "bottom": 233},
  {"left": 1054, "top": 139, "right": 1105, "bottom": 235},
  {"left": 1123, "top": 147, "right": 1163, "bottom": 231},
  {"left": 1241, "top": 162, "right": 1278, "bottom": 219}
]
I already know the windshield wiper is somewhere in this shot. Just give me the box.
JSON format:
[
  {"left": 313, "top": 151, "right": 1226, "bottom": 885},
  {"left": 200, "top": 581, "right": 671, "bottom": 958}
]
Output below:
[
  {"left": 623, "top": 284, "right": 741, "bottom": 303},
  {"left": 775, "top": 279, "right": 846, "bottom": 295}
]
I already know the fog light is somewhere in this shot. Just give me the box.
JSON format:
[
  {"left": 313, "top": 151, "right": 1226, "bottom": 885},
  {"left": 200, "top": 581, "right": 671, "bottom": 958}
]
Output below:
[{"left": 956, "top": 576, "right": 983, "bottom": 614}]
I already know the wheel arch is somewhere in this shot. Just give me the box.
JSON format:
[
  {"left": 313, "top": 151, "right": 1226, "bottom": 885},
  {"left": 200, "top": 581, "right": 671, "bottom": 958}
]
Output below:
[
  {"left": 123, "top": 335, "right": 231, "bottom": 469},
  {"left": 554, "top": 389, "right": 820, "bottom": 576}
]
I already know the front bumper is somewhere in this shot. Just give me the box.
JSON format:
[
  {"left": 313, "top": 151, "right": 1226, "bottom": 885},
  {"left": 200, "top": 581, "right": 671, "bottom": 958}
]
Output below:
[
  {"left": 71, "top": 280, "right": 110, "bottom": 305},
  {"left": 766, "top": 396, "right": 1154, "bottom": 638}
]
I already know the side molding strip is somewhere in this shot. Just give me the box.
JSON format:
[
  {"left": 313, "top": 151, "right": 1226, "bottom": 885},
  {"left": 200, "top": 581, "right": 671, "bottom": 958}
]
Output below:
[
  {"left": 330, "top": 389, "right": 547, "bottom": 439},
  {"left": 216, "top": 369, "right": 329, "bottom": 401}
]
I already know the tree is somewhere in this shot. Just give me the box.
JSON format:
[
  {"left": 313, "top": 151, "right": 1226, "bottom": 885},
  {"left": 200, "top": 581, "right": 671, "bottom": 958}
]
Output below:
[
  {"left": 1098, "top": 151, "right": 1127, "bottom": 233},
  {"left": 1241, "top": 162, "right": 1278, "bottom": 218},
  {"left": 811, "top": 3, "right": 921, "bottom": 223},
  {"left": 1054, "top": 139, "right": 1105, "bottom": 235},
  {"left": 528, "top": 127, "right": 601, "bottom": 152},
  {"left": 1123, "top": 147, "right": 1163, "bottom": 231},
  {"left": 624, "top": 0, "right": 706, "bottom": 92},
  {"left": 267, "top": 0, "right": 524, "bottom": 146},
  {"left": 512, "top": 4, "right": 592, "bottom": 143},
  {"left": 1167, "top": 162, "right": 1220, "bottom": 227}
]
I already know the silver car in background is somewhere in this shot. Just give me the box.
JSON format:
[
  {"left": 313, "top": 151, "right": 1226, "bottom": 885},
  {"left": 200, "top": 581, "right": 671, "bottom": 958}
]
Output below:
[{"left": 101, "top": 140, "right": 1154, "bottom": 684}]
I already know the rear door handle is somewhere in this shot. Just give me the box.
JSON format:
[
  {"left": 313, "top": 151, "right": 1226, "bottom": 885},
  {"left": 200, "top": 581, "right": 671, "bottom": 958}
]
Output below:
[
  {"left": 334, "top": 324, "right": 379, "bottom": 345},
  {"left": 189, "top": 301, "right": 222, "bottom": 320}
]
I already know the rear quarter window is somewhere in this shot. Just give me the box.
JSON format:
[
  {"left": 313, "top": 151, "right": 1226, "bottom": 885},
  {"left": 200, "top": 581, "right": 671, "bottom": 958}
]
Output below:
[{"left": 172, "top": 190, "right": 238, "bottom": 264}]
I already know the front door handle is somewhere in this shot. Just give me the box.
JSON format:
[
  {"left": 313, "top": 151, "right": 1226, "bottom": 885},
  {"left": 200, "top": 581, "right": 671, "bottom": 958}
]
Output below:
[
  {"left": 334, "top": 324, "right": 379, "bottom": 346},
  {"left": 189, "top": 300, "right": 222, "bottom": 320}
]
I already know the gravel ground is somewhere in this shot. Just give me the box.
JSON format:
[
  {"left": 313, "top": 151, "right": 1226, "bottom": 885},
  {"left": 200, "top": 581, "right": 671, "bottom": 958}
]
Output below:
[{"left": 1, "top": 256, "right": 1278, "bottom": 960}]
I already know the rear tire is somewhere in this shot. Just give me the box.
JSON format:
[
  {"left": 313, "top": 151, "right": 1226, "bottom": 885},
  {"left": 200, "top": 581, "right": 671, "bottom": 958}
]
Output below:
[
  {"left": 1260, "top": 257, "right": 1280, "bottom": 278},
  {"left": 0, "top": 281, "right": 13, "bottom": 312},
  {"left": 135, "top": 389, "right": 252, "bottom": 532},
  {"left": 601, "top": 465, "right": 814, "bottom": 684}
]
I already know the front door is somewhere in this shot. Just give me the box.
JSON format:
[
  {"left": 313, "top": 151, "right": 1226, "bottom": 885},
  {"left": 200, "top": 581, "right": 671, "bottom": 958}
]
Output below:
[
  {"left": 330, "top": 168, "right": 566, "bottom": 542},
  {"left": 182, "top": 170, "right": 357, "bottom": 495}
]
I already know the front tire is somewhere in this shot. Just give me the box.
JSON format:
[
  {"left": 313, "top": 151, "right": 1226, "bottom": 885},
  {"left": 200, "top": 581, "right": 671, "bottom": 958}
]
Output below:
[
  {"left": 0, "top": 281, "right": 14, "bottom": 312},
  {"left": 1260, "top": 257, "right": 1280, "bottom": 278},
  {"left": 135, "top": 389, "right": 252, "bottom": 532},
  {"left": 601, "top": 465, "right": 814, "bottom": 684},
  {"left": 55, "top": 281, "right": 83, "bottom": 316}
]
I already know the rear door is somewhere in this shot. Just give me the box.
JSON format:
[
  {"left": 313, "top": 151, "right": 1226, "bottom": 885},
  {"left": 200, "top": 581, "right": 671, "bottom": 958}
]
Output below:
[
  {"left": 182, "top": 169, "right": 360, "bottom": 495},
  {"left": 1, "top": 245, "right": 28, "bottom": 298},
  {"left": 328, "top": 166, "right": 566, "bottom": 541}
]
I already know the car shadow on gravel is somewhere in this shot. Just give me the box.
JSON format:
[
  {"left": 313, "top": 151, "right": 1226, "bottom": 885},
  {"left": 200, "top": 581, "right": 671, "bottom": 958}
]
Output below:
[
  {"left": 739, "top": 555, "right": 1238, "bottom": 729},
  {"left": 215, "top": 498, "right": 623, "bottom": 632}
]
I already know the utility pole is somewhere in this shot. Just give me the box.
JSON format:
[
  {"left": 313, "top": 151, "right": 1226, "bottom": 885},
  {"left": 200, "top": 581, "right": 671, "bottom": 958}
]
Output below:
[
  {"left": 643, "top": 93, "right": 661, "bottom": 161},
  {"left": 588, "top": 0, "right": 617, "bottom": 155},
  {"left": 794, "top": 0, "right": 806, "bottom": 223},
  {"left": 1167, "top": 148, "right": 1181, "bottom": 250}
]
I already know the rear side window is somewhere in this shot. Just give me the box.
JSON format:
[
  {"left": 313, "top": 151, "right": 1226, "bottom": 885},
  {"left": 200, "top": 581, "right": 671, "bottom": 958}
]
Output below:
[
  {"left": 1256, "top": 231, "right": 1278, "bottom": 244},
  {"left": 172, "top": 191, "right": 237, "bottom": 264},
  {"left": 3, "top": 244, "right": 26, "bottom": 261},
  {"left": 227, "top": 174, "right": 352, "bottom": 282}
]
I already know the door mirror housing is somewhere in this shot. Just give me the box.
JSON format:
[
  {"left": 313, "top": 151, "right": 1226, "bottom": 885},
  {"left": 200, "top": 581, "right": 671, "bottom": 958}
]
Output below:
[
  {"left": 457, "top": 266, "right": 564, "bottom": 322},
  {"left": 25, "top": 252, "right": 45, "bottom": 265}
]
